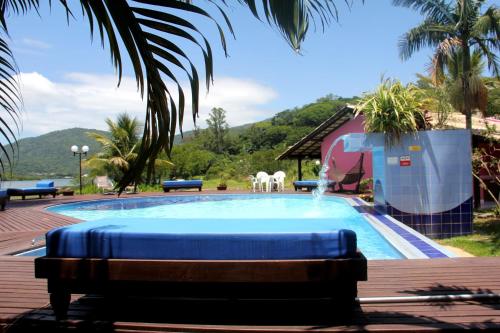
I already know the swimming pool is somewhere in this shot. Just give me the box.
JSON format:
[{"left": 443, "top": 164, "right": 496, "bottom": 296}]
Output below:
[
  {"left": 38, "top": 194, "right": 455, "bottom": 259},
  {"left": 45, "top": 194, "right": 407, "bottom": 260}
]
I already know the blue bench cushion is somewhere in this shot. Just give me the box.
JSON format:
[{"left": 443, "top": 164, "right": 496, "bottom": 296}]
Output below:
[
  {"left": 46, "top": 218, "right": 357, "bottom": 260},
  {"left": 294, "top": 180, "right": 336, "bottom": 187},
  {"left": 294, "top": 180, "right": 319, "bottom": 187},
  {"left": 163, "top": 180, "right": 203, "bottom": 188},
  {"left": 0, "top": 190, "right": 7, "bottom": 198},
  {"left": 8, "top": 187, "right": 56, "bottom": 195},
  {"left": 37, "top": 180, "right": 54, "bottom": 188}
]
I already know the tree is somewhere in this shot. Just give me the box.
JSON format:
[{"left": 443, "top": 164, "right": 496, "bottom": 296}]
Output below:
[
  {"left": 85, "top": 113, "right": 141, "bottom": 181},
  {"left": 206, "top": 107, "right": 229, "bottom": 154},
  {"left": 395, "top": 0, "right": 500, "bottom": 130},
  {"left": 0, "top": 1, "right": 359, "bottom": 191}
]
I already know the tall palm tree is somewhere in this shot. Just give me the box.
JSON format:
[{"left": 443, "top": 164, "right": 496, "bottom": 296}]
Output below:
[
  {"left": 86, "top": 113, "right": 142, "bottom": 180},
  {"left": 394, "top": 0, "right": 500, "bottom": 130},
  {"left": 0, "top": 0, "right": 359, "bottom": 191}
]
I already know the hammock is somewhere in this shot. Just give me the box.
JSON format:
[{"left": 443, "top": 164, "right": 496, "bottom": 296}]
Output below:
[{"left": 328, "top": 153, "right": 365, "bottom": 193}]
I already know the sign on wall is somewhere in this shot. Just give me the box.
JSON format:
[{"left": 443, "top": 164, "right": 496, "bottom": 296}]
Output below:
[{"left": 399, "top": 155, "right": 411, "bottom": 167}]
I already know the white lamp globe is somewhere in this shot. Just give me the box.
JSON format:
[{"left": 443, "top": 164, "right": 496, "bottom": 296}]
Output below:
[
  {"left": 82, "top": 145, "right": 89, "bottom": 153},
  {"left": 315, "top": 160, "right": 321, "bottom": 165},
  {"left": 71, "top": 145, "right": 79, "bottom": 153}
]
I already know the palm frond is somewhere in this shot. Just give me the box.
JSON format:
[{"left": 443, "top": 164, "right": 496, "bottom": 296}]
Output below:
[
  {"left": 473, "top": 37, "right": 500, "bottom": 77},
  {"left": 0, "top": 33, "right": 21, "bottom": 174},
  {"left": 70, "top": 0, "right": 357, "bottom": 192},
  {"left": 398, "top": 19, "right": 453, "bottom": 60},
  {"left": 1, "top": 0, "right": 357, "bottom": 191},
  {"left": 392, "top": 0, "right": 454, "bottom": 24},
  {"left": 472, "top": 5, "right": 500, "bottom": 42},
  {"left": 428, "top": 37, "right": 461, "bottom": 84},
  {"left": 0, "top": 0, "right": 39, "bottom": 30},
  {"left": 237, "top": 0, "right": 357, "bottom": 51}
]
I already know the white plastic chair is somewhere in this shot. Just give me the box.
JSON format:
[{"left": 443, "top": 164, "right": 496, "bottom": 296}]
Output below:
[
  {"left": 273, "top": 171, "right": 286, "bottom": 192},
  {"left": 256, "top": 171, "right": 270, "bottom": 192},
  {"left": 249, "top": 175, "right": 259, "bottom": 192}
]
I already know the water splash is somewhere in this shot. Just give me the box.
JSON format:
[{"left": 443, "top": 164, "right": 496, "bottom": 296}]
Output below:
[{"left": 312, "top": 134, "right": 348, "bottom": 200}]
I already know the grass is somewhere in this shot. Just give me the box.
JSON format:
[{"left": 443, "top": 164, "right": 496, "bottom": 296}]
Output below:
[{"left": 437, "top": 212, "right": 500, "bottom": 257}]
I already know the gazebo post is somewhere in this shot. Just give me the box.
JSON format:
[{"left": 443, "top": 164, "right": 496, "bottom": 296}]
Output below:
[{"left": 298, "top": 157, "right": 303, "bottom": 181}]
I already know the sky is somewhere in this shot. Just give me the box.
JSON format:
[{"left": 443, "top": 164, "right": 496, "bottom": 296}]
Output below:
[{"left": 6, "top": 1, "right": 451, "bottom": 139}]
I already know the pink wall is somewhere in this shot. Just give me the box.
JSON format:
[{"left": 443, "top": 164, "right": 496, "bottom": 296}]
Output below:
[{"left": 320, "top": 115, "right": 372, "bottom": 191}]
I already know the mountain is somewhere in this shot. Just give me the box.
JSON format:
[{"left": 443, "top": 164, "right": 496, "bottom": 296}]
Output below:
[
  {"left": 3, "top": 122, "right": 254, "bottom": 178},
  {"left": 5, "top": 128, "right": 108, "bottom": 178}
]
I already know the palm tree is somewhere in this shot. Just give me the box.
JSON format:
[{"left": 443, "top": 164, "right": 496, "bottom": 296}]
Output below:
[
  {"left": 417, "top": 50, "right": 488, "bottom": 127},
  {"left": 0, "top": 0, "right": 358, "bottom": 191},
  {"left": 440, "top": 49, "right": 489, "bottom": 116},
  {"left": 85, "top": 113, "right": 142, "bottom": 181},
  {"left": 394, "top": 0, "right": 500, "bottom": 130}
]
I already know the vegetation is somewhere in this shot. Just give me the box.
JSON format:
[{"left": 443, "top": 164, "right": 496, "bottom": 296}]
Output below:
[
  {"left": 355, "top": 79, "right": 428, "bottom": 146},
  {"left": 77, "top": 94, "right": 355, "bottom": 186},
  {"left": 394, "top": 0, "right": 500, "bottom": 130},
  {"left": 472, "top": 124, "right": 500, "bottom": 215},
  {"left": 417, "top": 74, "right": 455, "bottom": 128},
  {"left": 0, "top": 1, "right": 359, "bottom": 191},
  {"left": 438, "top": 213, "right": 500, "bottom": 256}
]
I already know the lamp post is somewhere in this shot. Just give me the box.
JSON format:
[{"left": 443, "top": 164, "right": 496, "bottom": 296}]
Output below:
[{"left": 71, "top": 145, "right": 89, "bottom": 194}]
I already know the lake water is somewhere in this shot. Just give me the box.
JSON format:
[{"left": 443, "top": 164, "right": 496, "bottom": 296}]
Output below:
[{"left": 0, "top": 178, "right": 73, "bottom": 189}]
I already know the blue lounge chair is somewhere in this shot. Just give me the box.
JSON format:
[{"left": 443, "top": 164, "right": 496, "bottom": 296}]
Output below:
[
  {"left": 35, "top": 217, "right": 367, "bottom": 318},
  {"left": 7, "top": 180, "right": 57, "bottom": 200},
  {"left": 0, "top": 190, "right": 8, "bottom": 210},
  {"left": 162, "top": 179, "right": 203, "bottom": 192},
  {"left": 293, "top": 180, "right": 336, "bottom": 192}
]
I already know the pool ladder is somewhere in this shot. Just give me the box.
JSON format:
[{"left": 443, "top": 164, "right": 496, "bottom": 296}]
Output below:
[{"left": 31, "top": 236, "right": 44, "bottom": 247}]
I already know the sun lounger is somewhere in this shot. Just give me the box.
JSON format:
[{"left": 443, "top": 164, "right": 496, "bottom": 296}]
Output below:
[
  {"left": 162, "top": 179, "right": 203, "bottom": 192},
  {"left": 35, "top": 217, "right": 367, "bottom": 319},
  {"left": 7, "top": 180, "right": 57, "bottom": 200},
  {"left": 293, "top": 180, "right": 336, "bottom": 192},
  {"left": 94, "top": 176, "right": 116, "bottom": 194},
  {"left": 0, "top": 190, "right": 8, "bottom": 210}
]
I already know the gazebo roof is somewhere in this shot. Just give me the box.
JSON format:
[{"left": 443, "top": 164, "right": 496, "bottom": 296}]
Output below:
[{"left": 276, "top": 105, "right": 355, "bottom": 160}]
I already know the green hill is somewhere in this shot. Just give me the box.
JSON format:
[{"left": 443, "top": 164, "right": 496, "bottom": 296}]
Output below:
[{"left": 5, "top": 128, "right": 108, "bottom": 178}]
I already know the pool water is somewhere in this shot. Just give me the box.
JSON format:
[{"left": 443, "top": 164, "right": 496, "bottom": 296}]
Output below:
[{"left": 47, "top": 194, "right": 404, "bottom": 260}]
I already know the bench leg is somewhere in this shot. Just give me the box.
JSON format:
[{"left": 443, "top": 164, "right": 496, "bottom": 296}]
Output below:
[
  {"left": 50, "top": 291, "right": 71, "bottom": 320},
  {"left": 198, "top": 187, "right": 202, "bottom": 191},
  {"left": 22, "top": 195, "right": 26, "bottom": 200},
  {"left": 0, "top": 200, "right": 5, "bottom": 211},
  {"left": 52, "top": 193, "right": 56, "bottom": 198},
  {"left": 163, "top": 188, "right": 170, "bottom": 192}
]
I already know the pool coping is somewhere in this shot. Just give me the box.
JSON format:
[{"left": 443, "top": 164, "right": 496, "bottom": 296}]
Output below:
[{"left": 347, "top": 197, "right": 455, "bottom": 259}]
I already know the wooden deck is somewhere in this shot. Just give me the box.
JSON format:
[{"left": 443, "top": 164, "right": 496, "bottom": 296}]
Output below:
[{"left": 0, "top": 192, "right": 499, "bottom": 332}]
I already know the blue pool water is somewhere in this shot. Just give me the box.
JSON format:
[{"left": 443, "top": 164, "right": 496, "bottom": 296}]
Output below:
[{"left": 46, "top": 194, "right": 403, "bottom": 259}]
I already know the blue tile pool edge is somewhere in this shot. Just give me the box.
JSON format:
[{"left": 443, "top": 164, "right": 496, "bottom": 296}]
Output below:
[{"left": 348, "top": 197, "right": 455, "bottom": 259}]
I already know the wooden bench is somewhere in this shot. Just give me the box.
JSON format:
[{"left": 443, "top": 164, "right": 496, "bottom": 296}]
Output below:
[{"left": 35, "top": 253, "right": 367, "bottom": 319}]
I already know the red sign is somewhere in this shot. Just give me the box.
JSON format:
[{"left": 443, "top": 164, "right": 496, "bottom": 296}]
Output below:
[{"left": 400, "top": 155, "right": 411, "bottom": 167}]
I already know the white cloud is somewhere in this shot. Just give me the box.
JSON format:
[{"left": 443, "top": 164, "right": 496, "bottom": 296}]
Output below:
[
  {"left": 22, "top": 38, "right": 52, "bottom": 49},
  {"left": 197, "top": 77, "right": 278, "bottom": 128},
  {"left": 13, "top": 72, "right": 278, "bottom": 138}
]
